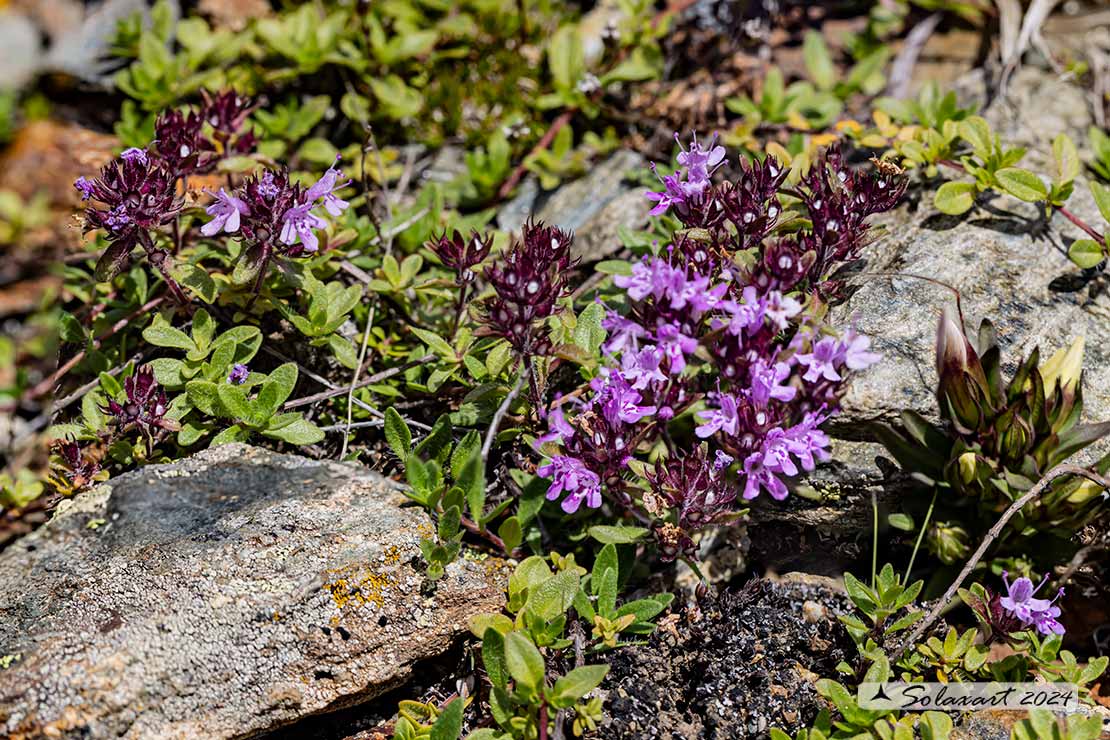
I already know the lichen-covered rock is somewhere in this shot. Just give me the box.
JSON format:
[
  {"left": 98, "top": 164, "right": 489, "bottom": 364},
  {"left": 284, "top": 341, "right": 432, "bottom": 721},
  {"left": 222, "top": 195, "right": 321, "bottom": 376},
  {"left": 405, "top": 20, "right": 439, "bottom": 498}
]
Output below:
[
  {"left": 602, "top": 574, "right": 855, "bottom": 739},
  {"left": 0, "top": 444, "right": 508, "bottom": 740}
]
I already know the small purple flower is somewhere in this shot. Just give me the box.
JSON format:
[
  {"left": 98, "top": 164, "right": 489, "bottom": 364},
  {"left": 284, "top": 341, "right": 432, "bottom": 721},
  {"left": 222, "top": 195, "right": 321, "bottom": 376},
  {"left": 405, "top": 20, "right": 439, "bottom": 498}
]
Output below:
[
  {"left": 645, "top": 169, "right": 689, "bottom": 216},
  {"left": 258, "top": 171, "right": 280, "bottom": 200},
  {"left": 713, "top": 450, "right": 734, "bottom": 471},
  {"left": 615, "top": 258, "right": 670, "bottom": 302},
  {"left": 750, "top": 360, "right": 796, "bottom": 405},
  {"left": 599, "top": 374, "right": 657, "bottom": 425},
  {"left": 74, "top": 176, "right": 94, "bottom": 201},
  {"left": 742, "top": 450, "right": 788, "bottom": 500},
  {"left": 675, "top": 132, "right": 726, "bottom": 183},
  {"left": 602, "top": 312, "right": 648, "bottom": 355},
  {"left": 202, "top": 188, "right": 251, "bottom": 236},
  {"left": 764, "top": 290, "right": 803, "bottom": 331},
  {"left": 1032, "top": 604, "right": 1065, "bottom": 636},
  {"left": 718, "top": 286, "right": 766, "bottom": 341},
  {"left": 1000, "top": 571, "right": 1064, "bottom": 634},
  {"left": 796, "top": 336, "right": 844, "bottom": 383},
  {"left": 840, "top": 328, "right": 882, "bottom": 370},
  {"left": 120, "top": 147, "right": 149, "bottom": 165},
  {"left": 535, "top": 404, "right": 576, "bottom": 448},
  {"left": 279, "top": 202, "right": 328, "bottom": 253},
  {"left": 695, "top": 392, "right": 740, "bottom": 438},
  {"left": 645, "top": 133, "right": 726, "bottom": 216},
  {"left": 620, "top": 345, "right": 667, "bottom": 390},
  {"left": 537, "top": 455, "right": 602, "bottom": 513},
  {"left": 761, "top": 429, "right": 799, "bottom": 477},
  {"left": 227, "top": 363, "right": 249, "bottom": 385},
  {"left": 656, "top": 322, "right": 698, "bottom": 373},
  {"left": 304, "top": 157, "right": 351, "bottom": 217},
  {"left": 105, "top": 204, "right": 132, "bottom": 230},
  {"left": 783, "top": 411, "right": 832, "bottom": 471}
]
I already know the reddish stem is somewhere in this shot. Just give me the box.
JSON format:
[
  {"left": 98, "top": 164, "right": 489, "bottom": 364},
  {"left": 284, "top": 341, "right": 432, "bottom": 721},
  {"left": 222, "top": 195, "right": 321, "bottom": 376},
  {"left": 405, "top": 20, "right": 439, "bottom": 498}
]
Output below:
[
  {"left": 538, "top": 702, "right": 549, "bottom": 740},
  {"left": 498, "top": 110, "right": 575, "bottom": 200},
  {"left": 27, "top": 295, "right": 167, "bottom": 401}
]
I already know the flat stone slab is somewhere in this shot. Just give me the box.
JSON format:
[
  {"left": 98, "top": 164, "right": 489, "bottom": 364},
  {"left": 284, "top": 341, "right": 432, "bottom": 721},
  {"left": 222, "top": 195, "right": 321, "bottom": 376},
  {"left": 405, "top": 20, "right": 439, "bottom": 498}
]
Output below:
[{"left": 0, "top": 444, "right": 507, "bottom": 739}]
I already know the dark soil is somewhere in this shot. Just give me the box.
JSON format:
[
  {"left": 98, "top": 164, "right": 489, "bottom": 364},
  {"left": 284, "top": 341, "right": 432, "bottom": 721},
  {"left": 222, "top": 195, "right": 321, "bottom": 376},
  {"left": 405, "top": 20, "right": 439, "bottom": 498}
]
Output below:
[{"left": 601, "top": 574, "right": 856, "bottom": 740}]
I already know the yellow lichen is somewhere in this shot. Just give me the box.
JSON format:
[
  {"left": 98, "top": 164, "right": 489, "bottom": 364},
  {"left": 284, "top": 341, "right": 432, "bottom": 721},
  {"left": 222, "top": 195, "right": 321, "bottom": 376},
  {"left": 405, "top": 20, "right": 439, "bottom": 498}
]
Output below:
[{"left": 324, "top": 564, "right": 397, "bottom": 612}]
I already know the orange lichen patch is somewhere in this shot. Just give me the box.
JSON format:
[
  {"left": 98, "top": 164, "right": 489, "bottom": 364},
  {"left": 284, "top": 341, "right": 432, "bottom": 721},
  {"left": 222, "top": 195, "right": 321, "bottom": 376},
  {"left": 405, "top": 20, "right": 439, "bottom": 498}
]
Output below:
[
  {"left": 382, "top": 546, "right": 402, "bottom": 566},
  {"left": 324, "top": 565, "right": 397, "bottom": 612}
]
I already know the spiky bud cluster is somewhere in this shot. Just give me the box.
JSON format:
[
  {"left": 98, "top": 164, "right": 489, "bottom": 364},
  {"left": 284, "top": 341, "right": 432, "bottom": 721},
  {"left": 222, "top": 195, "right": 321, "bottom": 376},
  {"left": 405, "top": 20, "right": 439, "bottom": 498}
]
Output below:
[{"left": 479, "top": 221, "right": 577, "bottom": 356}]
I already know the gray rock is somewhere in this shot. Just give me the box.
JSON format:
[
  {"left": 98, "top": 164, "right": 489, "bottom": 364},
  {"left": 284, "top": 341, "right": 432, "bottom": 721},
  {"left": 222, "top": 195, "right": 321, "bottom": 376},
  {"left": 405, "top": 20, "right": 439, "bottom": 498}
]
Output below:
[
  {"left": 833, "top": 68, "right": 1110, "bottom": 438},
  {"left": 0, "top": 444, "right": 508, "bottom": 739},
  {"left": 0, "top": 13, "right": 42, "bottom": 90},
  {"left": 497, "top": 150, "right": 649, "bottom": 261}
]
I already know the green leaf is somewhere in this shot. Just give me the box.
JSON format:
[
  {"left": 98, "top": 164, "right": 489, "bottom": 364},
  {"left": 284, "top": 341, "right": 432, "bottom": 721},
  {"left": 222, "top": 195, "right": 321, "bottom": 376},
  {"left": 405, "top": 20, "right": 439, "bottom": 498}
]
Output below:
[
  {"left": 573, "top": 302, "right": 607, "bottom": 356},
  {"left": 186, "top": 380, "right": 221, "bottom": 416},
  {"left": 504, "top": 631, "right": 545, "bottom": 692},
  {"left": 592, "top": 543, "right": 618, "bottom": 591},
  {"left": 995, "top": 167, "right": 1048, "bottom": 202},
  {"left": 429, "top": 697, "right": 464, "bottom": 740},
  {"left": 525, "top": 569, "right": 580, "bottom": 621},
  {"left": 888, "top": 513, "right": 915, "bottom": 531},
  {"left": 548, "top": 25, "right": 584, "bottom": 92},
  {"left": 548, "top": 665, "right": 608, "bottom": 707},
  {"left": 412, "top": 327, "right": 457, "bottom": 360},
  {"left": 262, "top": 363, "right": 299, "bottom": 409},
  {"left": 934, "top": 181, "right": 977, "bottom": 215},
  {"left": 384, "top": 407, "right": 413, "bottom": 460},
  {"left": 368, "top": 75, "right": 424, "bottom": 120},
  {"left": 481, "top": 627, "right": 509, "bottom": 690},
  {"left": 959, "top": 116, "right": 993, "bottom": 159},
  {"left": 1053, "top": 133, "right": 1080, "bottom": 184},
  {"left": 803, "top": 31, "right": 836, "bottom": 91},
  {"left": 1090, "top": 181, "right": 1110, "bottom": 223},
  {"left": 175, "top": 263, "right": 218, "bottom": 303},
  {"left": 1068, "top": 239, "right": 1105, "bottom": 269},
  {"left": 217, "top": 384, "right": 254, "bottom": 423},
  {"left": 498, "top": 516, "right": 522, "bottom": 553},
  {"left": 262, "top": 415, "right": 325, "bottom": 445},
  {"left": 587, "top": 525, "right": 649, "bottom": 544},
  {"left": 143, "top": 314, "right": 195, "bottom": 351}
]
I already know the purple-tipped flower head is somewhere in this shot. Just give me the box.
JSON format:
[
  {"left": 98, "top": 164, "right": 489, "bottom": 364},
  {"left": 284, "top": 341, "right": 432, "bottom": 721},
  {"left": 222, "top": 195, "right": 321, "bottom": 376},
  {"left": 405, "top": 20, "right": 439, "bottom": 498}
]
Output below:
[
  {"left": 479, "top": 220, "right": 576, "bottom": 356},
  {"left": 227, "top": 363, "right": 249, "bottom": 385},
  {"left": 428, "top": 230, "right": 492, "bottom": 284}
]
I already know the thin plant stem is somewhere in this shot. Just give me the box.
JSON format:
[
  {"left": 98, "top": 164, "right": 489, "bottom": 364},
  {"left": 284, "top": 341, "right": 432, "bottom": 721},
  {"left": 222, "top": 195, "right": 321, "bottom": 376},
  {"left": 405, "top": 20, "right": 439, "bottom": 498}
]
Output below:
[
  {"left": 341, "top": 303, "right": 375, "bottom": 460},
  {"left": 904, "top": 487, "right": 938, "bottom": 583},
  {"left": 871, "top": 491, "right": 879, "bottom": 589},
  {"left": 482, "top": 371, "right": 526, "bottom": 465}
]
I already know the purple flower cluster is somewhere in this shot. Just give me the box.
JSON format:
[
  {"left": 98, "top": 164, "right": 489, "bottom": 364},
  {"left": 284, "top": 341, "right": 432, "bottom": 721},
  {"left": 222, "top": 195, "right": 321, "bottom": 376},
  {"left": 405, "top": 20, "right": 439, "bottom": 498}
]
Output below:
[
  {"left": 646, "top": 133, "right": 726, "bottom": 217},
  {"left": 1000, "top": 572, "right": 1065, "bottom": 636},
  {"left": 52, "top": 441, "right": 102, "bottom": 493},
  {"left": 73, "top": 90, "right": 260, "bottom": 300},
  {"left": 478, "top": 220, "right": 577, "bottom": 358},
  {"left": 152, "top": 90, "right": 257, "bottom": 178},
  {"left": 76, "top": 146, "right": 185, "bottom": 297},
  {"left": 200, "top": 158, "right": 351, "bottom": 290},
  {"left": 534, "top": 133, "right": 903, "bottom": 555},
  {"left": 103, "top": 366, "right": 180, "bottom": 452}
]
